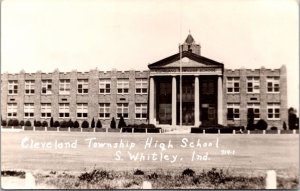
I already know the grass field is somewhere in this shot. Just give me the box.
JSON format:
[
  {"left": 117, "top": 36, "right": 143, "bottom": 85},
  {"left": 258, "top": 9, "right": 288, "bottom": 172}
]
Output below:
[{"left": 1, "top": 131, "right": 298, "bottom": 178}]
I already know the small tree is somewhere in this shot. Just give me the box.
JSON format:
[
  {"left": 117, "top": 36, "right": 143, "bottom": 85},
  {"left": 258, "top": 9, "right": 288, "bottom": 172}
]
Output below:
[
  {"left": 25, "top": 120, "right": 32, "bottom": 127},
  {"left": 34, "top": 120, "right": 37, "bottom": 126},
  {"left": 50, "top": 117, "right": 54, "bottom": 127},
  {"left": 19, "top": 120, "right": 25, "bottom": 127},
  {"left": 288, "top": 107, "right": 298, "bottom": 130},
  {"left": 255, "top": 119, "right": 268, "bottom": 130},
  {"left": 96, "top": 119, "right": 102, "bottom": 128},
  {"left": 53, "top": 121, "right": 60, "bottom": 128},
  {"left": 91, "top": 118, "right": 95, "bottom": 128},
  {"left": 1, "top": 120, "right": 7, "bottom": 126},
  {"left": 35, "top": 121, "right": 42, "bottom": 127},
  {"left": 8, "top": 119, "right": 14, "bottom": 126},
  {"left": 81, "top": 120, "right": 89, "bottom": 128},
  {"left": 68, "top": 119, "right": 74, "bottom": 128},
  {"left": 283, "top": 121, "right": 287, "bottom": 130},
  {"left": 42, "top": 121, "right": 48, "bottom": 127},
  {"left": 110, "top": 117, "right": 116, "bottom": 129},
  {"left": 247, "top": 109, "right": 255, "bottom": 131},
  {"left": 60, "top": 121, "right": 68, "bottom": 128},
  {"left": 12, "top": 119, "right": 19, "bottom": 126},
  {"left": 74, "top": 121, "right": 79, "bottom": 128},
  {"left": 118, "top": 116, "right": 127, "bottom": 129}
]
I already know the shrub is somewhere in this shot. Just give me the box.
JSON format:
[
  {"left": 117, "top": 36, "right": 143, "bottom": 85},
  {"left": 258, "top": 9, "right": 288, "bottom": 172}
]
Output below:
[
  {"left": 110, "top": 117, "right": 116, "bottom": 129},
  {"left": 12, "top": 119, "right": 19, "bottom": 126},
  {"left": 118, "top": 116, "right": 127, "bottom": 128},
  {"left": 42, "top": 121, "right": 48, "bottom": 127},
  {"left": 91, "top": 118, "right": 95, "bottom": 128},
  {"left": 148, "top": 172, "right": 158, "bottom": 179},
  {"left": 133, "top": 169, "right": 144, "bottom": 175},
  {"left": 96, "top": 119, "right": 102, "bottom": 128},
  {"left": 78, "top": 169, "right": 112, "bottom": 182},
  {"left": 270, "top": 127, "right": 278, "bottom": 130},
  {"left": 182, "top": 168, "right": 195, "bottom": 177},
  {"left": 60, "top": 121, "right": 68, "bottom": 128},
  {"left": 68, "top": 119, "right": 74, "bottom": 128},
  {"left": 35, "top": 121, "right": 42, "bottom": 127},
  {"left": 74, "top": 121, "right": 79, "bottom": 128},
  {"left": 81, "top": 120, "right": 89, "bottom": 128},
  {"left": 247, "top": 109, "right": 255, "bottom": 130},
  {"left": 283, "top": 121, "right": 287, "bottom": 130},
  {"left": 19, "top": 120, "right": 25, "bottom": 126},
  {"left": 8, "top": 119, "right": 14, "bottom": 126},
  {"left": 25, "top": 120, "right": 32, "bottom": 127},
  {"left": 50, "top": 117, "right": 54, "bottom": 127},
  {"left": 53, "top": 121, "right": 60, "bottom": 128},
  {"left": 1, "top": 120, "right": 7, "bottom": 126},
  {"left": 255, "top": 119, "right": 268, "bottom": 130}
]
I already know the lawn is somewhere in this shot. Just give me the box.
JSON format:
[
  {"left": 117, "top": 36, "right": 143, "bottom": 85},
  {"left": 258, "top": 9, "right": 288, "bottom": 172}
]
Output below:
[{"left": 1, "top": 131, "right": 298, "bottom": 178}]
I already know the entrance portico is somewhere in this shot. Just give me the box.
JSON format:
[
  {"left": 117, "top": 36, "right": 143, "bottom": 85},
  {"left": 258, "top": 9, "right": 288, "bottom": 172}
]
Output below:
[{"left": 148, "top": 35, "right": 224, "bottom": 128}]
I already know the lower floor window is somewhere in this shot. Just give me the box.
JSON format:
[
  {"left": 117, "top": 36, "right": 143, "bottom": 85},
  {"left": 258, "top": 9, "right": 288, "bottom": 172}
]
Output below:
[
  {"left": 135, "top": 103, "right": 147, "bottom": 119},
  {"left": 59, "top": 103, "right": 70, "bottom": 118},
  {"left": 227, "top": 103, "right": 240, "bottom": 120},
  {"left": 267, "top": 103, "right": 280, "bottom": 119},
  {"left": 7, "top": 103, "right": 17, "bottom": 118},
  {"left": 24, "top": 103, "right": 34, "bottom": 118},
  {"left": 247, "top": 103, "right": 260, "bottom": 119},
  {"left": 117, "top": 103, "right": 129, "bottom": 119},
  {"left": 99, "top": 103, "right": 110, "bottom": 119},
  {"left": 77, "top": 103, "right": 88, "bottom": 118}
]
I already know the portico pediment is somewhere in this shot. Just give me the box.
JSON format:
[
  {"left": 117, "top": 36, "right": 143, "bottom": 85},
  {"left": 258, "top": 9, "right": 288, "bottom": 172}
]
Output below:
[{"left": 163, "top": 57, "right": 210, "bottom": 68}]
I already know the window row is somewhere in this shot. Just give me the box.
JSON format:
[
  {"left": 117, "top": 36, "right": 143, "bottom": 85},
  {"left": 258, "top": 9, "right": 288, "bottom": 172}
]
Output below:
[
  {"left": 226, "top": 76, "right": 280, "bottom": 93},
  {"left": 6, "top": 103, "right": 147, "bottom": 119},
  {"left": 227, "top": 102, "right": 281, "bottom": 120},
  {"left": 7, "top": 79, "right": 148, "bottom": 95}
]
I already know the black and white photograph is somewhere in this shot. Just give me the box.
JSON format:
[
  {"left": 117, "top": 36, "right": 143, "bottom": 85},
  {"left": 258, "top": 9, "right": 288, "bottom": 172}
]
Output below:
[{"left": 1, "top": 0, "right": 299, "bottom": 189}]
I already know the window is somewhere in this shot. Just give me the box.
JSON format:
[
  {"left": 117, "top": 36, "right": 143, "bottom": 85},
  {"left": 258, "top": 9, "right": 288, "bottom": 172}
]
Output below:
[
  {"left": 135, "top": 79, "right": 148, "bottom": 94},
  {"left": 99, "top": 79, "right": 111, "bottom": 94},
  {"left": 247, "top": 77, "right": 260, "bottom": 93},
  {"left": 59, "top": 103, "right": 70, "bottom": 118},
  {"left": 77, "top": 103, "right": 88, "bottom": 118},
  {"left": 247, "top": 103, "right": 260, "bottom": 119},
  {"left": 267, "top": 103, "right": 280, "bottom": 119},
  {"left": 24, "top": 103, "right": 34, "bottom": 118},
  {"left": 41, "top": 80, "right": 52, "bottom": 94},
  {"left": 25, "top": 80, "right": 35, "bottom": 95},
  {"left": 117, "top": 79, "right": 129, "bottom": 94},
  {"left": 99, "top": 103, "right": 110, "bottom": 119},
  {"left": 8, "top": 80, "right": 18, "bottom": 95},
  {"left": 135, "top": 103, "right": 147, "bottom": 119},
  {"left": 7, "top": 103, "right": 17, "bottom": 118},
  {"left": 227, "top": 103, "right": 240, "bottom": 120},
  {"left": 227, "top": 77, "right": 240, "bottom": 93},
  {"left": 77, "top": 79, "right": 88, "bottom": 94},
  {"left": 41, "top": 103, "right": 51, "bottom": 118},
  {"left": 117, "top": 103, "right": 129, "bottom": 118},
  {"left": 59, "top": 79, "right": 70, "bottom": 95},
  {"left": 267, "top": 77, "right": 280, "bottom": 93}
]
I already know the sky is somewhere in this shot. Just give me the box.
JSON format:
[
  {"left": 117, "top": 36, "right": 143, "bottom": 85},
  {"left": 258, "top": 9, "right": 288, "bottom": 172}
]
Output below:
[{"left": 1, "top": 0, "right": 299, "bottom": 110}]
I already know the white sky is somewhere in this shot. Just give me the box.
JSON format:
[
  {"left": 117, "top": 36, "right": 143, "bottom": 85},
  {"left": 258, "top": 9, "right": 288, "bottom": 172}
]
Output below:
[{"left": 1, "top": 0, "right": 299, "bottom": 110}]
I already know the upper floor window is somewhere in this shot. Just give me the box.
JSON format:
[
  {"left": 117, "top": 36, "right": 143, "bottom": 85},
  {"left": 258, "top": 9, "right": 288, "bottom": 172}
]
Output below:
[
  {"left": 117, "top": 79, "right": 129, "bottom": 94},
  {"left": 59, "top": 79, "right": 70, "bottom": 95},
  {"left": 99, "top": 79, "right": 111, "bottom": 94},
  {"left": 227, "top": 103, "right": 240, "bottom": 120},
  {"left": 247, "top": 77, "right": 260, "bottom": 93},
  {"left": 135, "top": 79, "right": 148, "bottom": 94},
  {"left": 227, "top": 77, "right": 240, "bottom": 93},
  {"left": 24, "top": 103, "right": 34, "bottom": 118},
  {"left": 25, "top": 80, "right": 35, "bottom": 95},
  {"left": 247, "top": 103, "right": 260, "bottom": 119},
  {"left": 7, "top": 103, "right": 17, "bottom": 118},
  {"left": 135, "top": 103, "right": 147, "bottom": 119},
  {"left": 267, "top": 77, "right": 280, "bottom": 93},
  {"left": 77, "top": 103, "right": 88, "bottom": 118},
  {"left": 99, "top": 103, "right": 110, "bottom": 119},
  {"left": 77, "top": 79, "right": 88, "bottom": 94},
  {"left": 41, "top": 103, "right": 51, "bottom": 118},
  {"left": 41, "top": 80, "right": 52, "bottom": 95},
  {"left": 8, "top": 80, "right": 18, "bottom": 95},
  {"left": 59, "top": 103, "right": 70, "bottom": 118},
  {"left": 117, "top": 103, "right": 129, "bottom": 119},
  {"left": 267, "top": 103, "right": 280, "bottom": 120}
]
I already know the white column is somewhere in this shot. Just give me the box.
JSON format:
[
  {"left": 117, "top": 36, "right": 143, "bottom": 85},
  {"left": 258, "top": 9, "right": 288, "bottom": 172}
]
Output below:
[
  {"left": 149, "top": 77, "right": 155, "bottom": 125},
  {"left": 217, "top": 76, "right": 223, "bottom": 125},
  {"left": 172, "top": 76, "right": 177, "bottom": 126},
  {"left": 194, "top": 76, "right": 200, "bottom": 126}
]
